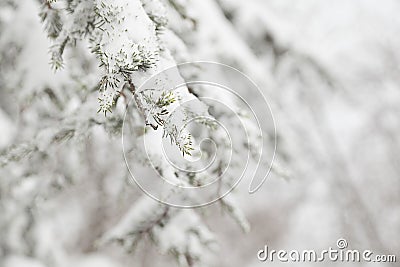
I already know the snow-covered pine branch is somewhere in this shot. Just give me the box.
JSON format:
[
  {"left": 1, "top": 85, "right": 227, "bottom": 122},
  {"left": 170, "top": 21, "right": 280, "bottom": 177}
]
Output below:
[{"left": 0, "top": 0, "right": 268, "bottom": 266}]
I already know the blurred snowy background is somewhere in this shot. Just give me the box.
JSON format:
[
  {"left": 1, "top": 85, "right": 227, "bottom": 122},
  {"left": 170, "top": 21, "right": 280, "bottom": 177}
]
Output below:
[{"left": 1, "top": 0, "right": 399, "bottom": 266}]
